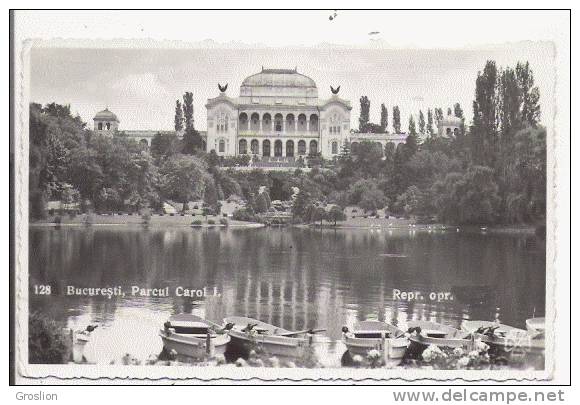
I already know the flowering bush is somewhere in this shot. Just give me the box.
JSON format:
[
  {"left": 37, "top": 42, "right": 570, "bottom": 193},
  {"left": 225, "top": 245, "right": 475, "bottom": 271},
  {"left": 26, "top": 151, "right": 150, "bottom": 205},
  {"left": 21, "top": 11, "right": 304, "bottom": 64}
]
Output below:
[{"left": 415, "top": 340, "right": 492, "bottom": 370}]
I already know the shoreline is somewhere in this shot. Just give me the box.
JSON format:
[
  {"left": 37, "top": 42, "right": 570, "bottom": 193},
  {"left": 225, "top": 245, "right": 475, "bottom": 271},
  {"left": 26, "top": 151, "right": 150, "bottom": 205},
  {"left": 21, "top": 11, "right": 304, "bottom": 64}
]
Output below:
[
  {"left": 30, "top": 213, "right": 264, "bottom": 229},
  {"left": 30, "top": 214, "right": 539, "bottom": 234}
]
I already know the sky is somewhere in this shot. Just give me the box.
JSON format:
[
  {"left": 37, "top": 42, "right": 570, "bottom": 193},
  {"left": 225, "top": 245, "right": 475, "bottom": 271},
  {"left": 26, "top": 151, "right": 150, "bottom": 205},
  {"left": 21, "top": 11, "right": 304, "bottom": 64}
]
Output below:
[{"left": 25, "top": 11, "right": 557, "bottom": 132}]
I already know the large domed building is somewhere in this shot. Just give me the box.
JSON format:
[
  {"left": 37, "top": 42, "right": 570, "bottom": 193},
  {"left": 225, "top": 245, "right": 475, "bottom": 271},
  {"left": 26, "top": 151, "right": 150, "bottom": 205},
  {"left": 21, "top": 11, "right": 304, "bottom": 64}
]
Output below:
[
  {"left": 206, "top": 67, "right": 354, "bottom": 160},
  {"left": 92, "top": 68, "right": 461, "bottom": 165}
]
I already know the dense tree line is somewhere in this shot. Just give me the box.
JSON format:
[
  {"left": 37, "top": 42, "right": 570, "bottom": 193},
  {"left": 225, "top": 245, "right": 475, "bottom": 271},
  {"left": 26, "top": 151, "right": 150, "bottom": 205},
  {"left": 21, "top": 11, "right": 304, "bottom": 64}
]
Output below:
[
  {"left": 29, "top": 103, "right": 239, "bottom": 219},
  {"left": 29, "top": 60, "right": 545, "bottom": 226}
]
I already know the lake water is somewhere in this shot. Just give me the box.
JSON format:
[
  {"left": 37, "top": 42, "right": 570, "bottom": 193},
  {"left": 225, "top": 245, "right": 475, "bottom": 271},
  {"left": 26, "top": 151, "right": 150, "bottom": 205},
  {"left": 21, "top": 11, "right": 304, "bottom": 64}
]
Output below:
[{"left": 29, "top": 226, "right": 546, "bottom": 367}]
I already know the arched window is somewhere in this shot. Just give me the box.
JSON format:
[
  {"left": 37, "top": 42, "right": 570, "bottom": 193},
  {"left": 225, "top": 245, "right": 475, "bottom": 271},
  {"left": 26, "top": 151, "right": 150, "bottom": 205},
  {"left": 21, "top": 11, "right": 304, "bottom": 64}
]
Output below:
[
  {"left": 453, "top": 127, "right": 459, "bottom": 136},
  {"left": 250, "top": 113, "right": 260, "bottom": 131},
  {"left": 219, "top": 140, "right": 225, "bottom": 153},
  {"left": 274, "top": 140, "right": 283, "bottom": 157},
  {"left": 217, "top": 112, "right": 228, "bottom": 132},
  {"left": 239, "top": 113, "right": 248, "bottom": 131},
  {"left": 446, "top": 127, "right": 451, "bottom": 136},
  {"left": 106, "top": 122, "right": 111, "bottom": 130},
  {"left": 286, "top": 114, "right": 295, "bottom": 133},
  {"left": 140, "top": 139, "right": 149, "bottom": 147},
  {"left": 262, "top": 113, "right": 272, "bottom": 132},
  {"left": 331, "top": 141, "right": 338, "bottom": 154},
  {"left": 251, "top": 139, "right": 259, "bottom": 155},
  {"left": 239, "top": 139, "right": 248, "bottom": 154},
  {"left": 297, "top": 114, "right": 307, "bottom": 131},
  {"left": 309, "top": 140, "right": 318, "bottom": 155},
  {"left": 274, "top": 114, "right": 283, "bottom": 132},
  {"left": 286, "top": 140, "right": 294, "bottom": 157},
  {"left": 309, "top": 114, "right": 319, "bottom": 132},
  {"left": 262, "top": 140, "right": 271, "bottom": 157},
  {"left": 297, "top": 140, "right": 306, "bottom": 155},
  {"left": 98, "top": 122, "right": 103, "bottom": 130}
]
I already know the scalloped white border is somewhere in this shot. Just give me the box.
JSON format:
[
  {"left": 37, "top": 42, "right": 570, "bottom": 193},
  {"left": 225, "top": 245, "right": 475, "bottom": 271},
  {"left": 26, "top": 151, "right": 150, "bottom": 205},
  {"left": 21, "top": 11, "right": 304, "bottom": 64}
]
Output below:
[{"left": 12, "top": 24, "right": 563, "bottom": 384}]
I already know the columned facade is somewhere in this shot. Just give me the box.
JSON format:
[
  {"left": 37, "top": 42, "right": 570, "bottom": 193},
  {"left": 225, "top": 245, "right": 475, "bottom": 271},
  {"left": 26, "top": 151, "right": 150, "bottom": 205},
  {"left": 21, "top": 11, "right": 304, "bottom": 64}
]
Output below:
[{"left": 206, "top": 68, "right": 351, "bottom": 160}]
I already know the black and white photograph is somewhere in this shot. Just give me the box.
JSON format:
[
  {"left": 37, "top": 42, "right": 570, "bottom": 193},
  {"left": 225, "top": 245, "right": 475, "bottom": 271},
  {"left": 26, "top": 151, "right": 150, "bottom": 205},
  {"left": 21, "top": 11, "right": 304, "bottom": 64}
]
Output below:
[{"left": 10, "top": 9, "right": 571, "bottom": 386}]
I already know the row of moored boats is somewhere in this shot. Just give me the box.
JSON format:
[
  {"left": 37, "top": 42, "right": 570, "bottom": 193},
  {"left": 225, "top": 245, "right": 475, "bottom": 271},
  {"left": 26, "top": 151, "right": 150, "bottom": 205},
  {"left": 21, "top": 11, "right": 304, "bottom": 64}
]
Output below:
[{"left": 159, "top": 314, "right": 545, "bottom": 365}]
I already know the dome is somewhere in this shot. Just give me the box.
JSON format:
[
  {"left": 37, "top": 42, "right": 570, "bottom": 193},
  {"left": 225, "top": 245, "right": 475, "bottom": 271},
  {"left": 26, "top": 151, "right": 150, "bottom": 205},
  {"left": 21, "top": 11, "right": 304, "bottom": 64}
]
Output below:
[
  {"left": 241, "top": 68, "right": 317, "bottom": 89},
  {"left": 93, "top": 108, "right": 119, "bottom": 122}
]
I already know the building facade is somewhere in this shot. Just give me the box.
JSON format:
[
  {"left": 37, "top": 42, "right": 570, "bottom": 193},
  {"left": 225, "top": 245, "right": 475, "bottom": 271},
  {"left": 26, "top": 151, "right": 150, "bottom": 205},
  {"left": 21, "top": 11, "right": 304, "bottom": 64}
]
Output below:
[
  {"left": 93, "top": 108, "right": 200, "bottom": 147},
  {"left": 94, "top": 68, "right": 460, "bottom": 159},
  {"left": 206, "top": 68, "right": 354, "bottom": 160}
]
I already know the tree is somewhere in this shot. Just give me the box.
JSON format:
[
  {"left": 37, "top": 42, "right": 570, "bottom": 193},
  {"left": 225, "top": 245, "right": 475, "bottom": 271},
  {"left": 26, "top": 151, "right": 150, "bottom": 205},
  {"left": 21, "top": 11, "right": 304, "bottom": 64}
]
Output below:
[
  {"left": 182, "top": 92, "right": 195, "bottom": 132},
  {"left": 472, "top": 60, "right": 499, "bottom": 166},
  {"left": 174, "top": 99, "right": 184, "bottom": 132},
  {"left": 180, "top": 91, "right": 203, "bottom": 154},
  {"left": 404, "top": 133, "right": 419, "bottom": 160},
  {"left": 29, "top": 312, "right": 69, "bottom": 364},
  {"left": 203, "top": 179, "right": 220, "bottom": 209},
  {"left": 327, "top": 205, "right": 346, "bottom": 226},
  {"left": 426, "top": 109, "right": 434, "bottom": 136},
  {"left": 396, "top": 185, "right": 422, "bottom": 217},
  {"left": 358, "top": 96, "right": 370, "bottom": 131},
  {"left": 348, "top": 179, "right": 378, "bottom": 205},
  {"left": 159, "top": 155, "right": 207, "bottom": 208},
  {"left": 432, "top": 166, "right": 500, "bottom": 224},
  {"left": 418, "top": 110, "right": 426, "bottom": 135},
  {"left": 498, "top": 67, "right": 522, "bottom": 137},
  {"left": 408, "top": 115, "right": 417, "bottom": 136},
  {"left": 392, "top": 106, "right": 401, "bottom": 134},
  {"left": 150, "top": 132, "right": 179, "bottom": 161},
  {"left": 182, "top": 128, "right": 204, "bottom": 155},
  {"left": 254, "top": 191, "right": 271, "bottom": 214},
  {"left": 453, "top": 103, "right": 465, "bottom": 135},
  {"left": 453, "top": 103, "right": 464, "bottom": 120},
  {"left": 292, "top": 189, "right": 311, "bottom": 220},
  {"left": 516, "top": 61, "right": 541, "bottom": 127},
  {"left": 434, "top": 108, "right": 444, "bottom": 127},
  {"left": 359, "top": 188, "right": 386, "bottom": 213},
  {"left": 380, "top": 103, "right": 388, "bottom": 132},
  {"left": 60, "top": 183, "right": 80, "bottom": 210}
]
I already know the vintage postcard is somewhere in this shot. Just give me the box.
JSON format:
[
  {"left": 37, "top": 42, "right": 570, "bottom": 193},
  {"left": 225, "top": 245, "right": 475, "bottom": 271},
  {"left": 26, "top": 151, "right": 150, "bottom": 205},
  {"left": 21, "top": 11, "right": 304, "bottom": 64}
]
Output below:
[{"left": 10, "top": 10, "right": 570, "bottom": 385}]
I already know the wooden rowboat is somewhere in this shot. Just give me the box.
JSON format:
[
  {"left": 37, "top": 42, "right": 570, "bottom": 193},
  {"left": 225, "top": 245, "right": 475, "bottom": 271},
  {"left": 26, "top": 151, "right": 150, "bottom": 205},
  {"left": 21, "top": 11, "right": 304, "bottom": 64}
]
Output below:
[
  {"left": 159, "top": 314, "right": 230, "bottom": 359},
  {"left": 406, "top": 320, "right": 473, "bottom": 356},
  {"left": 462, "top": 320, "right": 545, "bottom": 354},
  {"left": 224, "top": 316, "right": 323, "bottom": 358},
  {"left": 342, "top": 320, "right": 408, "bottom": 363}
]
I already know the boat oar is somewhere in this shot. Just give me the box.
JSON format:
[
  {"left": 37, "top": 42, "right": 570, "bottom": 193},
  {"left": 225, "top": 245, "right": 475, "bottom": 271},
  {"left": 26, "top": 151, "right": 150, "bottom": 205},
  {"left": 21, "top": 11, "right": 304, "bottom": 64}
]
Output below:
[{"left": 278, "top": 328, "right": 326, "bottom": 337}]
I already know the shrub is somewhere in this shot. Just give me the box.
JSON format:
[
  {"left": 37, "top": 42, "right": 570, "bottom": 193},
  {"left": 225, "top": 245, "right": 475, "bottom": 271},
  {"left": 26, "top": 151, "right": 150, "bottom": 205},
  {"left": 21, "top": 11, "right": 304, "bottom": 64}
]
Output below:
[
  {"left": 219, "top": 218, "right": 228, "bottom": 226},
  {"left": 28, "top": 312, "right": 70, "bottom": 364},
  {"left": 141, "top": 211, "right": 151, "bottom": 225},
  {"left": 54, "top": 216, "right": 62, "bottom": 225},
  {"left": 232, "top": 208, "right": 257, "bottom": 222},
  {"left": 207, "top": 219, "right": 216, "bottom": 225},
  {"left": 191, "top": 219, "right": 203, "bottom": 226}
]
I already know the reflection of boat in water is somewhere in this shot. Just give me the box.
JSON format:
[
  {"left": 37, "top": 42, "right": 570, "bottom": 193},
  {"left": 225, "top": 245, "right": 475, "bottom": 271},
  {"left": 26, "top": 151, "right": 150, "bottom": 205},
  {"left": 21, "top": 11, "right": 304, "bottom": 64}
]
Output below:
[
  {"left": 224, "top": 316, "right": 323, "bottom": 358},
  {"left": 406, "top": 321, "right": 473, "bottom": 358},
  {"left": 159, "top": 314, "right": 230, "bottom": 359},
  {"left": 342, "top": 321, "right": 408, "bottom": 363},
  {"left": 462, "top": 320, "right": 545, "bottom": 355}
]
